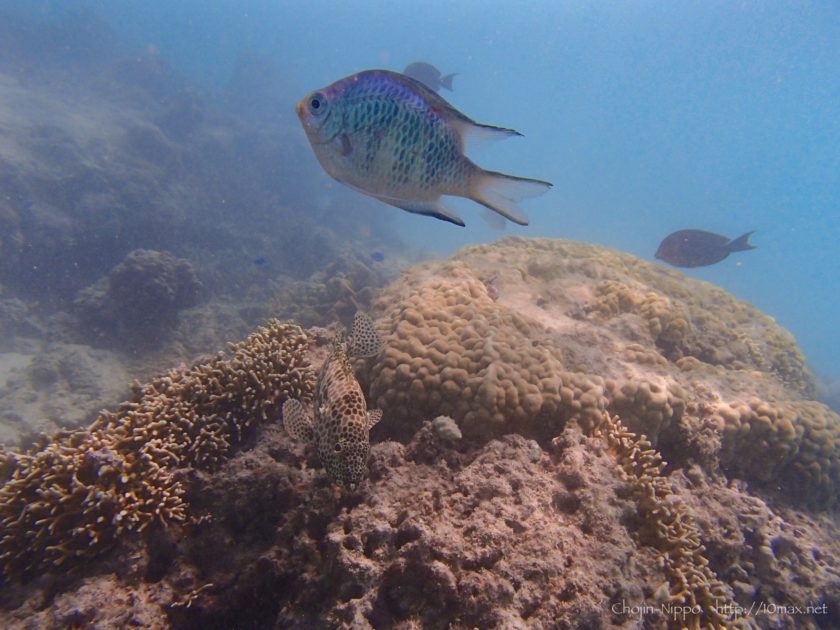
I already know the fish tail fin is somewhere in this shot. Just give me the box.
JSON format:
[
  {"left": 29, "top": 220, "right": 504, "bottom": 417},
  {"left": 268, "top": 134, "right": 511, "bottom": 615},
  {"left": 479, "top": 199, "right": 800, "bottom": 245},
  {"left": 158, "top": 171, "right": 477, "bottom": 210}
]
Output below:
[
  {"left": 468, "top": 169, "right": 552, "bottom": 226},
  {"left": 440, "top": 73, "right": 458, "bottom": 91},
  {"left": 727, "top": 231, "right": 756, "bottom": 252}
]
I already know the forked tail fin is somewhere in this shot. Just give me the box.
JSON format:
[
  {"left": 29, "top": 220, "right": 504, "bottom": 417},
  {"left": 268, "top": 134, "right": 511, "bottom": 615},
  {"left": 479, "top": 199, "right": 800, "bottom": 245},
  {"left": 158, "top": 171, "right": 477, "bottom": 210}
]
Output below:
[
  {"left": 727, "top": 231, "right": 756, "bottom": 252},
  {"left": 440, "top": 73, "right": 458, "bottom": 91},
  {"left": 468, "top": 169, "right": 552, "bottom": 226}
]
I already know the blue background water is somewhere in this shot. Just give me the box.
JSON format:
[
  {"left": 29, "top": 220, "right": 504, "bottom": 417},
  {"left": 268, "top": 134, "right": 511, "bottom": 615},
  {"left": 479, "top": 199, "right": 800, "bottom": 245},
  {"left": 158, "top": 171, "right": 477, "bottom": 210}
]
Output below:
[{"left": 36, "top": 0, "right": 840, "bottom": 379}]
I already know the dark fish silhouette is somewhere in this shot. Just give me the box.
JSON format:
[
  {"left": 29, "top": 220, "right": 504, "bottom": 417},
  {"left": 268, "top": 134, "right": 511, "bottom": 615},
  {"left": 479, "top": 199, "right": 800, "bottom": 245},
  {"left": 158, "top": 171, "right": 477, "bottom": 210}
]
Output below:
[
  {"left": 370, "top": 251, "right": 385, "bottom": 262},
  {"left": 403, "top": 62, "right": 457, "bottom": 92},
  {"left": 253, "top": 257, "right": 267, "bottom": 265},
  {"left": 655, "top": 230, "right": 756, "bottom": 268}
]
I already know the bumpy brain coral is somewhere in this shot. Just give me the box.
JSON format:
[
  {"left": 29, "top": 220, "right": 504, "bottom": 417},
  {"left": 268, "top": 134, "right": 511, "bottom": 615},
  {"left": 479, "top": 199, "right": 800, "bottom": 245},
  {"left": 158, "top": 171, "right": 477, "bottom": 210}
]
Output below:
[
  {"left": 363, "top": 237, "right": 838, "bottom": 507},
  {"left": 0, "top": 320, "right": 314, "bottom": 579}
]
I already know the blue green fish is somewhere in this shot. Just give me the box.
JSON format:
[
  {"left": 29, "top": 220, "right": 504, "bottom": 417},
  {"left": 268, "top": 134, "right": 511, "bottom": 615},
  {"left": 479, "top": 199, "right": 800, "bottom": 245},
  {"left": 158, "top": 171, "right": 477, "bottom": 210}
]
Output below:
[{"left": 296, "top": 69, "right": 552, "bottom": 227}]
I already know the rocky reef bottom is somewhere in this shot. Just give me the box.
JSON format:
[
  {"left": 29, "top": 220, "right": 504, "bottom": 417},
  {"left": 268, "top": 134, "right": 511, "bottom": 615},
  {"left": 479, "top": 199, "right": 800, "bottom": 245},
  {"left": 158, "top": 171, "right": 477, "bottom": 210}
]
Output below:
[
  {"left": 1, "top": 399, "right": 837, "bottom": 629},
  {"left": 1, "top": 237, "right": 839, "bottom": 629}
]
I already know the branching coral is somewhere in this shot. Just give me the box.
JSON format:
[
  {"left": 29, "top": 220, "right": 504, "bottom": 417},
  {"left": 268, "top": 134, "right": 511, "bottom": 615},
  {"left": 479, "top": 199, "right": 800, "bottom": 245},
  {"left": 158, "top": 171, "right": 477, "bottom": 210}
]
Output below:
[
  {"left": 590, "top": 412, "right": 738, "bottom": 629},
  {"left": 0, "top": 320, "right": 314, "bottom": 579}
]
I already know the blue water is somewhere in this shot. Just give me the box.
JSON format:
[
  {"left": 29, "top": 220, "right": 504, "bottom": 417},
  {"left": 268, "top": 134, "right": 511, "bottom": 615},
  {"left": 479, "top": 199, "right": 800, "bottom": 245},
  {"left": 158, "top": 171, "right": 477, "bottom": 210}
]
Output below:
[{"left": 32, "top": 0, "right": 840, "bottom": 378}]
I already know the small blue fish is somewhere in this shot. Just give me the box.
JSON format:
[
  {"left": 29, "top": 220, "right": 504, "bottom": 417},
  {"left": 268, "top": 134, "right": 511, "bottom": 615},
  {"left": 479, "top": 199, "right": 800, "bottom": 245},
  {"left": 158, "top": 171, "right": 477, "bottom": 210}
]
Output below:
[
  {"left": 253, "top": 257, "right": 267, "bottom": 265},
  {"left": 370, "top": 251, "right": 385, "bottom": 262}
]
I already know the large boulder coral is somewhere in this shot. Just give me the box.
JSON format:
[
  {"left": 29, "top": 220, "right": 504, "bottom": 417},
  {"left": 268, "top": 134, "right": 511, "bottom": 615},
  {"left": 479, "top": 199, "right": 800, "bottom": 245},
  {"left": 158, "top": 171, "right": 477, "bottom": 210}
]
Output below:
[
  {"left": 363, "top": 237, "right": 838, "bottom": 507},
  {"left": 74, "top": 249, "right": 201, "bottom": 349}
]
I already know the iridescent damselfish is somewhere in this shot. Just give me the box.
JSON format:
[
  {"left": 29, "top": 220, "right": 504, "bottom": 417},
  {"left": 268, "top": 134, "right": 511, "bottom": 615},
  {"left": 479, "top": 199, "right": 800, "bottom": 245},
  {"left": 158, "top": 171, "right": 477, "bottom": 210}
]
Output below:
[{"left": 296, "top": 69, "right": 552, "bottom": 227}]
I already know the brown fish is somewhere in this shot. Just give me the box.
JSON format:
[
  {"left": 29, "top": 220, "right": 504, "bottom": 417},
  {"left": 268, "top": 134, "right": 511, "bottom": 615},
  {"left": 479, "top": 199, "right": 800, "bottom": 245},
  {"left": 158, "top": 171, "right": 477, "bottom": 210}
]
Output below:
[
  {"left": 403, "top": 62, "right": 457, "bottom": 92},
  {"left": 655, "top": 229, "right": 756, "bottom": 268}
]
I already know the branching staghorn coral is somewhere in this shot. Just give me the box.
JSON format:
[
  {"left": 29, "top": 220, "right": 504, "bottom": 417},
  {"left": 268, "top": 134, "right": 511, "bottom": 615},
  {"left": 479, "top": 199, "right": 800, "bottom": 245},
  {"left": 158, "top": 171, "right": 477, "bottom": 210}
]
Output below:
[
  {"left": 590, "top": 412, "right": 738, "bottom": 629},
  {"left": 0, "top": 320, "right": 314, "bottom": 579}
]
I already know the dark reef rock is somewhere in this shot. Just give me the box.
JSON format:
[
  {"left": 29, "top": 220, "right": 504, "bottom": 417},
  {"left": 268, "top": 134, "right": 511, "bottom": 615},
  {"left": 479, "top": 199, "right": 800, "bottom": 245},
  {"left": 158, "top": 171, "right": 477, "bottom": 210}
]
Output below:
[
  {"left": 74, "top": 249, "right": 201, "bottom": 350},
  {"left": 3, "top": 416, "right": 837, "bottom": 629}
]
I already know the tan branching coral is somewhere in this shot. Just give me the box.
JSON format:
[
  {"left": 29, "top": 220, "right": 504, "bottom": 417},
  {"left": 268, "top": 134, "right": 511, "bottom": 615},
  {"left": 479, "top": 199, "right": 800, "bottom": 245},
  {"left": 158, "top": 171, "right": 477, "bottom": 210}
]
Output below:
[
  {"left": 0, "top": 320, "right": 314, "bottom": 579},
  {"left": 590, "top": 412, "right": 737, "bottom": 629}
]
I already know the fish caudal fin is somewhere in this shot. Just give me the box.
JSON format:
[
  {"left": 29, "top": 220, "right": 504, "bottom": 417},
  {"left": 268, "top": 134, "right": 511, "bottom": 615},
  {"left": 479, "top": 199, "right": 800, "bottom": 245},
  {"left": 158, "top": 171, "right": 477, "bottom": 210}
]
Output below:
[
  {"left": 727, "top": 231, "right": 756, "bottom": 252},
  {"left": 440, "top": 73, "right": 458, "bottom": 91},
  {"left": 480, "top": 208, "right": 508, "bottom": 231},
  {"left": 469, "top": 169, "right": 552, "bottom": 226},
  {"left": 282, "top": 399, "right": 313, "bottom": 443},
  {"left": 349, "top": 312, "right": 383, "bottom": 358}
]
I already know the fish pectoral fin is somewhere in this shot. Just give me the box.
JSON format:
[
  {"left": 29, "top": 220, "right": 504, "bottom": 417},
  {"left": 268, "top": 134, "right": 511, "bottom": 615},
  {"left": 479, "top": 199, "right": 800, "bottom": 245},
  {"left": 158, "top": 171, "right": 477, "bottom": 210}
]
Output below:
[
  {"left": 373, "top": 194, "right": 465, "bottom": 227},
  {"left": 367, "top": 408, "right": 383, "bottom": 429},
  {"left": 282, "top": 399, "right": 314, "bottom": 443},
  {"left": 340, "top": 133, "right": 353, "bottom": 156}
]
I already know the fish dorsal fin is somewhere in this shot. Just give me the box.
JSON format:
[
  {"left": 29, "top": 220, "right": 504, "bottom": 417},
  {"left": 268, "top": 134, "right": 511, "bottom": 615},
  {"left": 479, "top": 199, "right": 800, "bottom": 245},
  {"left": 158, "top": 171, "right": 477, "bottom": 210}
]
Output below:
[
  {"left": 448, "top": 118, "right": 522, "bottom": 152},
  {"left": 349, "top": 312, "right": 384, "bottom": 358},
  {"left": 331, "top": 329, "right": 346, "bottom": 355},
  {"left": 390, "top": 69, "right": 521, "bottom": 151},
  {"left": 282, "top": 399, "right": 314, "bottom": 444},
  {"left": 367, "top": 408, "right": 383, "bottom": 430}
]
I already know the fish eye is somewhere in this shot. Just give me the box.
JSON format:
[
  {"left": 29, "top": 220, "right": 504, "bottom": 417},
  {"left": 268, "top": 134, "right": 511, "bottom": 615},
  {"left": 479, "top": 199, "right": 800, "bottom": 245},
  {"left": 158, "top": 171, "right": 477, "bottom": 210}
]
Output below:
[{"left": 308, "top": 92, "right": 328, "bottom": 116}]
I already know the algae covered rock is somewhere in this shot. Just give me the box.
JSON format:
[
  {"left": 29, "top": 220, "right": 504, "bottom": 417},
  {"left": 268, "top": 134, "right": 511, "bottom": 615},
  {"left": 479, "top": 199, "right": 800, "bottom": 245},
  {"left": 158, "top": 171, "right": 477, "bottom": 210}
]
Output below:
[{"left": 74, "top": 248, "right": 202, "bottom": 349}]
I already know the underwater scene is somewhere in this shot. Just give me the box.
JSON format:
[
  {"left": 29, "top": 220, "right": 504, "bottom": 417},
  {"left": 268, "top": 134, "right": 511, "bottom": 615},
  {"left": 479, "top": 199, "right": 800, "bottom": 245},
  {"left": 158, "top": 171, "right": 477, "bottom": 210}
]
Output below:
[{"left": 0, "top": 2, "right": 838, "bottom": 628}]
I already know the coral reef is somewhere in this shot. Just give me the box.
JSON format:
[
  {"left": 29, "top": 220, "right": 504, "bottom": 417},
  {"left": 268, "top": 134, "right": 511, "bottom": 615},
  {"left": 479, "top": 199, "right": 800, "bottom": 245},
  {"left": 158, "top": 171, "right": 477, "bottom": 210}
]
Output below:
[
  {"left": 270, "top": 251, "right": 393, "bottom": 329},
  {"left": 709, "top": 398, "right": 840, "bottom": 507},
  {"left": 3, "top": 417, "right": 837, "bottom": 629},
  {"left": 74, "top": 249, "right": 201, "bottom": 349},
  {"left": 0, "top": 239, "right": 838, "bottom": 627},
  {"left": 363, "top": 237, "right": 837, "bottom": 507},
  {"left": 0, "top": 320, "right": 313, "bottom": 579}
]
